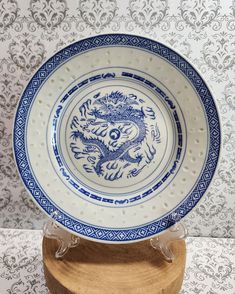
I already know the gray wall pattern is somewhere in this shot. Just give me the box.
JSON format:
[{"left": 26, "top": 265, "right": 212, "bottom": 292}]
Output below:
[{"left": 0, "top": 0, "right": 234, "bottom": 237}]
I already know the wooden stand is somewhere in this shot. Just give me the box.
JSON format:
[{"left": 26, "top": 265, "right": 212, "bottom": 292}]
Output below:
[{"left": 43, "top": 237, "right": 186, "bottom": 294}]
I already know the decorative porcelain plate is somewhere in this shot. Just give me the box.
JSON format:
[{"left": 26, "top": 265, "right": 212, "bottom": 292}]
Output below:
[{"left": 14, "top": 34, "right": 220, "bottom": 243}]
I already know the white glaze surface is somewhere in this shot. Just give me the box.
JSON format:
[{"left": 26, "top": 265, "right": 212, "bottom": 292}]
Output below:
[{"left": 26, "top": 46, "right": 208, "bottom": 231}]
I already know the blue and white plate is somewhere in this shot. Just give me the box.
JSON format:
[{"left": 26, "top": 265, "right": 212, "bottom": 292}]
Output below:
[{"left": 14, "top": 34, "right": 220, "bottom": 243}]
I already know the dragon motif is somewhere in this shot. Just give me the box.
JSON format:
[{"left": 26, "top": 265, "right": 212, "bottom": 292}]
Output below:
[{"left": 69, "top": 91, "right": 159, "bottom": 180}]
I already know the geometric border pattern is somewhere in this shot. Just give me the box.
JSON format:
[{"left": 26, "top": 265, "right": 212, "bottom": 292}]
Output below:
[{"left": 14, "top": 34, "right": 220, "bottom": 242}]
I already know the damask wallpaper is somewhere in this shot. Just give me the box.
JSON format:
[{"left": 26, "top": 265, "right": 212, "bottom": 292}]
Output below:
[{"left": 0, "top": 0, "right": 234, "bottom": 237}]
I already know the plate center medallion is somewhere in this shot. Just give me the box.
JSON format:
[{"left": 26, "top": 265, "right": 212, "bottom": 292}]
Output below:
[{"left": 64, "top": 86, "right": 170, "bottom": 193}]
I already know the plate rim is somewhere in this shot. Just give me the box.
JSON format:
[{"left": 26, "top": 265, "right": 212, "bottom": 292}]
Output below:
[{"left": 13, "top": 33, "right": 221, "bottom": 243}]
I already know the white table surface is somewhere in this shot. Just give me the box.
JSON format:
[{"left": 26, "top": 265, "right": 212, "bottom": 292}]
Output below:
[{"left": 0, "top": 229, "right": 234, "bottom": 294}]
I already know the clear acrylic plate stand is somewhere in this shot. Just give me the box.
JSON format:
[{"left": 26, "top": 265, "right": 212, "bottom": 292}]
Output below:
[{"left": 43, "top": 211, "right": 187, "bottom": 262}]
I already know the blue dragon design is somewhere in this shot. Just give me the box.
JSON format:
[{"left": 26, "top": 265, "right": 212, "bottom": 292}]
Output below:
[{"left": 69, "top": 91, "right": 159, "bottom": 180}]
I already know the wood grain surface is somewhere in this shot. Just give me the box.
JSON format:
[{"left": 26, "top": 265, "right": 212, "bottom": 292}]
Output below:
[{"left": 43, "top": 237, "right": 186, "bottom": 294}]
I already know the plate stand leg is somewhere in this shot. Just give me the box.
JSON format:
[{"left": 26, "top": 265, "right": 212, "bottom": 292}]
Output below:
[
  {"left": 150, "top": 213, "right": 187, "bottom": 262},
  {"left": 43, "top": 211, "right": 80, "bottom": 259}
]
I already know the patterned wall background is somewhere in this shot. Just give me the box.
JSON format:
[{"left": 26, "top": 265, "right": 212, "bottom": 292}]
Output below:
[{"left": 0, "top": 0, "right": 234, "bottom": 237}]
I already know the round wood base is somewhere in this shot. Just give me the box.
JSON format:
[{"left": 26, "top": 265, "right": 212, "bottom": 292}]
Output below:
[{"left": 43, "top": 237, "right": 186, "bottom": 294}]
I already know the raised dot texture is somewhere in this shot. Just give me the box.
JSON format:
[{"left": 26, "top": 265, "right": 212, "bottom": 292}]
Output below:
[
  {"left": 163, "top": 202, "right": 169, "bottom": 209},
  {"left": 183, "top": 166, "right": 188, "bottom": 172},
  {"left": 191, "top": 157, "right": 196, "bottom": 162}
]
